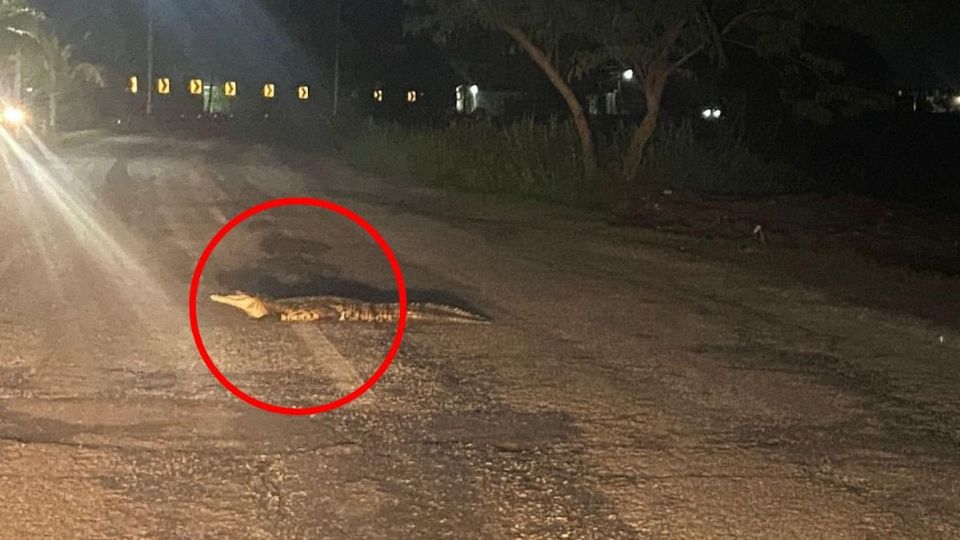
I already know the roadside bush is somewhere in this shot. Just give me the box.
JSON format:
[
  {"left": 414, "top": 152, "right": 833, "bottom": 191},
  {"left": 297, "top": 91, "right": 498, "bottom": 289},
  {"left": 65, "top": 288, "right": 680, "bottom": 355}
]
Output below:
[
  {"left": 340, "top": 116, "right": 810, "bottom": 211},
  {"left": 641, "top": 121, "right": 811, "bottom": 197},
  {"left": 340, "top": 118, "right": 600, "bottom": 209}
]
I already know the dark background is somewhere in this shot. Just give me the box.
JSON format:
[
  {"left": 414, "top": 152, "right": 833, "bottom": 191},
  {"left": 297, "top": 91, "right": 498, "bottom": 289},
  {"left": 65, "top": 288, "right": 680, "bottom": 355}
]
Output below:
[{"left": 29, "top": 0, "right": 960, "bottom": 210}]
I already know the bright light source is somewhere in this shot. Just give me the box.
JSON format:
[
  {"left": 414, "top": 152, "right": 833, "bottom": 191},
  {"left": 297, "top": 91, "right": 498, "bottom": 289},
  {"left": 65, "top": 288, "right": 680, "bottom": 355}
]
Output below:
[
  {"left": 953, "top": 95, "right": 960, "bottom": 106},
  {"left": 701, "top": 107, "right": 722, "bottom": 120},
  {"left": 3, "top": 106, "right": 25, "bottom": 125},
  {"left": 373, "top": 89, "right": 383, "bottom": 102},
  {"left": 622, "top": 69, "right": 635, "bottom": 81},
  {"left": 469, "top": 85, "right": 479, "bottom": 96}
]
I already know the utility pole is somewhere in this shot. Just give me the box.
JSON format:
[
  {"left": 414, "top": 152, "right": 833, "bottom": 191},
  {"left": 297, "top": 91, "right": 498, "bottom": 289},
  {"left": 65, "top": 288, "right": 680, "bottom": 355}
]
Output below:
[
  {"left": 146, "top": 0, "right": 154, "bottom": 115},
  {"left": 332, "top": 0, "right": 342, "bottom": 116}
]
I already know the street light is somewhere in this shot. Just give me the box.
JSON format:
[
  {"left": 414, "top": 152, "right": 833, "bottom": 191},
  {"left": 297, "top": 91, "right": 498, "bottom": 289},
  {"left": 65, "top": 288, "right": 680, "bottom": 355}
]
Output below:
[
  {"left": 3, "top": 106, "right": 25, "bottom": 125},
  {"left": 617, "top": 70, "right": 635, "bottom": 115}
]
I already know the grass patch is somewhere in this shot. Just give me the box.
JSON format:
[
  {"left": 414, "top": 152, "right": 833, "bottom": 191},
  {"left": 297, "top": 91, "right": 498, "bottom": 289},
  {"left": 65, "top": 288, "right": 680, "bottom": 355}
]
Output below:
[
  {"left": 339, "top": 116, "right": 813, "bottom": 213},
  {"left": 339, "top": 118, "right": 601, "bottom": 209},
  {"left": 641, "top": 121, "right": 811, "bottom": 197}
]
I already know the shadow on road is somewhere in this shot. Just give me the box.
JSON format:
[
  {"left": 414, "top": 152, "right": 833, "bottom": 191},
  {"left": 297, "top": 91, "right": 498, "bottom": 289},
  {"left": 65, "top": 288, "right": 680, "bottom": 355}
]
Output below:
[{"left": 213, "top": 267, "right": 490, "bottom": 317}]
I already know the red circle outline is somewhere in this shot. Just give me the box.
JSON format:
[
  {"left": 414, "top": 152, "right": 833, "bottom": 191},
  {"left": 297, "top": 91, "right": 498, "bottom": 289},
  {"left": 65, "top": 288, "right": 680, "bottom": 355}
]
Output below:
[{"left": 189, "top": 197, "right": 407, "bottom": 416}]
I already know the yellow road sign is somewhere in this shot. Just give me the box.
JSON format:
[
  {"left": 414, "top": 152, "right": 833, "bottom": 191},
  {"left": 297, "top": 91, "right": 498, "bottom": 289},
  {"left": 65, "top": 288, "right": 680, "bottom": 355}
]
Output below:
[
  {"left": 263, "top": 83, "right": 275, "bottom": 99},
  {"left": 224, "top": 81, "right": 237, "bottom": 97},
  {"left": 189, "top": 79, "right": 203, "bottom": 95},
  {"left": 157, "top": 77, "right": 170, "bottom": 95},
  {"left": 128, "top": 76, "right": 139, "bottom": 94},
  {"left": 298, "top": 85, "right": 309, "bottom": 100}
]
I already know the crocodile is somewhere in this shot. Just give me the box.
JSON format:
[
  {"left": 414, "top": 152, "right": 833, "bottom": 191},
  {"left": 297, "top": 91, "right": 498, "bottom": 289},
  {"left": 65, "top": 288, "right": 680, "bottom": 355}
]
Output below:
[{"left": 209, "top": 291, "right": 490, "bottom": 324}]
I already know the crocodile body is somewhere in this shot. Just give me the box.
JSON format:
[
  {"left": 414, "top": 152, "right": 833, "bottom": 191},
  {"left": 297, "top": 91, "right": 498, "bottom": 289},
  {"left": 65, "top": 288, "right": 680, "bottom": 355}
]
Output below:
[{"left": 210, "top": 291, "right": 490, "bottom": 324}]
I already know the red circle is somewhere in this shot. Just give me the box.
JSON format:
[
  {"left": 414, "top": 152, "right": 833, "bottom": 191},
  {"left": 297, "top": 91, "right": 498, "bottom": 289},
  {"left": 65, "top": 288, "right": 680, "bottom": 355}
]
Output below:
[{"left": 189, "top": 197, "right": 407, "bottom": 416}]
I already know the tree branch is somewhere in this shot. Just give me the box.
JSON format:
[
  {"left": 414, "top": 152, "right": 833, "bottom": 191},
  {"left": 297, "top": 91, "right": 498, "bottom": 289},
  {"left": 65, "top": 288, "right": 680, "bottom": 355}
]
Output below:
[
  {"left": 659, "top": 18, "right": 687, "bottom": 62},
  {"left": 500, "top": 23, "right": 598, "bottom": 178},
  {"left": 672, "top": 42, "right": 706, "bottom": 70},
  {"left": 671, "top": 5, "right": 790, "bottom": 71},
  {"left": 724, "top": 37, "right": 829, "bottom": 83},
  {"left": 721, "top": 6, "right": 788, "bottom": 36}
]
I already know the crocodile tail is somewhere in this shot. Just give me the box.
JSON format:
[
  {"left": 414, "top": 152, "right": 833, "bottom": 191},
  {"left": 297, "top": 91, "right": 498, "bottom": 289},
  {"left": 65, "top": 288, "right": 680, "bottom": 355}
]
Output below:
[
  {"left": 407, "top": 302, "right": 491, "bottom": 324},
  {"left": 334, "top": 302, "right": 490, "bottom": 324}
]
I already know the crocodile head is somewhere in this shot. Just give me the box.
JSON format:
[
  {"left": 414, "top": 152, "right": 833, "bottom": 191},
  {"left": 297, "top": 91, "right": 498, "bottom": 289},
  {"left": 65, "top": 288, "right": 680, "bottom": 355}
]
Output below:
[{"left": 210, "top": 291, "right": 270, "bottom": 319}]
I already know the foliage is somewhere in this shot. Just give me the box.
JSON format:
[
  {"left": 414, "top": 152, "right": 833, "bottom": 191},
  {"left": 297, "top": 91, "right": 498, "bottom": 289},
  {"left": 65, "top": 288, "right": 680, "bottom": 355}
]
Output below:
[
  {"left": 0, "top": 0, "right": 44, "bottom": 48},
  {"left": 34, "top": 32, "right": 106, "bottom": 92},
  {"left": 404, "top": 0, "right": 616, "bottom": 180},
  {"left": 339, "top": 116, "right": 810, "bottom": 213},
  {"left": 0, "top": 0, "right": 106, "bottom": 131},
  {"left": 404, "top": 0, "right": 608, "bottom": 53},
  {"left": 341, "top": 118, "right": 601, "bottom": 208},
  {"left": 404, "top": 0, "right": 911, "bottom": 188},
  {"left": 0, "top": 0, "right": 44, "bottom": 96},
  {"left": 639, "top": 121, "right": 810, "bottom": 196},
  {"left": 34, "top": 31, "right": 106, "bottom": 130}
]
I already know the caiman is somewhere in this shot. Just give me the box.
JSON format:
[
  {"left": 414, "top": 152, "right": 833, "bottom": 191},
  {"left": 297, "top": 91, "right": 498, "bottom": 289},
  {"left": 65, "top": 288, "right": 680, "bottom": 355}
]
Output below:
[{"left": 210, "top": 291, "right": 490, "bottom": 324}]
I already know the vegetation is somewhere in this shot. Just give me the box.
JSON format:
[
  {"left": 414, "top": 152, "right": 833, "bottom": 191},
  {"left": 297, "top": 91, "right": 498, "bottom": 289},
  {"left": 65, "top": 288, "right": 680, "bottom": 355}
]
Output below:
[
  {"left": 638, "top": 121, "right": 809, "bottom": 196},
  {"left": 403, "top": 0, "right": 907, "bottom": 192},
  {"left": 0, "top": 0, "right": 43, "bottom": 46},
  {"left": 32, "top": 32, "right": 105, "bottom": 133},
  {"left": 341, "top": 118, "right": 598, "bottom": 208},
  {"left": 339, "top": 116, "right": 808, "bottom": 209},
  {"left": 0, "top": 0, "right": 44, "bottom": 98},
  {"left": 0, "top": 0, "right": 105, "bottom": 134}
]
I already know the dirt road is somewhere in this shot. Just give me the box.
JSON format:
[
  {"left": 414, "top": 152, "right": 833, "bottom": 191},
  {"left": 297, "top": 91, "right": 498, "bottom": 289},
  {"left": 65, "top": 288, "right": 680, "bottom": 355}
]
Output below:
[{"left": 0, "top": 133, "right": 956, "bottom": 538}]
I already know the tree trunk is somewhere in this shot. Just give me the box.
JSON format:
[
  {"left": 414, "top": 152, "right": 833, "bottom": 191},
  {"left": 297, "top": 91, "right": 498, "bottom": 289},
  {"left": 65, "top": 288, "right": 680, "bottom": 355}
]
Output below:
[
  {"left": 13, "top": 48, "right": 21, "bottom": 102},
  {"left": 49, "top": 93, "right": 57, "bottom": 134},
  {"left": 49, "top": 68, "right": 57, "bottom": 135},
  {"left": 502, "top": 25, "right": 598, "bottom": 180},
  {"left": 621, "top": 65, "right": 671, "bottom": 190},
  {"left": 146, "top": 4, "right": 154, "bottom": 115}
]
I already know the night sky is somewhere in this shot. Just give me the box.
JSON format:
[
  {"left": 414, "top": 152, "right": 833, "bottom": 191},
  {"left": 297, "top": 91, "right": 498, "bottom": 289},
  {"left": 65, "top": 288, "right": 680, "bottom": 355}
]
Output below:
[
  {"left": 883, "top": 0, "right": 960, "bottom": 87},
  {"left": 27, "top": 0, "right": 402, "bottom": 93},
  {"left": 27, "top": 0, "right": 960, "bottom": 89}
]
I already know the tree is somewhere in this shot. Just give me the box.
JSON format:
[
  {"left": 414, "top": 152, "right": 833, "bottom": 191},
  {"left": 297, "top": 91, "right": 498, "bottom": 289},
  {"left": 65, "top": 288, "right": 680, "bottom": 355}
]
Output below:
[
  {"left": 32, "top": 32, "right": 105, "bottom": 133},
  {"left": 404, "top": 0, "right": 610, "bottom": 180},
  {"left": 591, "top": 0, "right": 907, "bottom": 188},
  {"left": 0, "top": 0, "right": 45, "bottom": 100},
  {"left": 405, "top": 0, "right": 908, "bottom": 191},
  {"left": 0, "top": 0, "right": 42, "bottom": 40}
]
